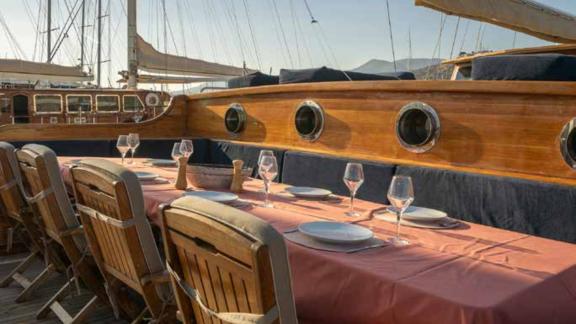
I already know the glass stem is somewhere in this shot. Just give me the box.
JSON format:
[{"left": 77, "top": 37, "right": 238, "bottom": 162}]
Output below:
[
  {"left": 396, "top": 210, "right": 402, "bottom": 240},
  {"left": 264, "top": 180, "right": 269, "bottom": 206},
  {"left": 121, "top": 153, "right": 125, "bottom": 165},
  {"left": 350, "top": 192, "right": 355, "bottom": 214},
  {"left": 130, "top": 150, "right": 135, "bottom": 163}
]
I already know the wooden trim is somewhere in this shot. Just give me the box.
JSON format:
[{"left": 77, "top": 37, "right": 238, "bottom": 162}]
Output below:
[{"left": 443, "top": 43, "right": 576, "bottom": 65}]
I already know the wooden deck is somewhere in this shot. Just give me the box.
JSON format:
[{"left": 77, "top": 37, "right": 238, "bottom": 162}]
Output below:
[{"left": 0, "top": 252, "right": 127, "bottom": 324}]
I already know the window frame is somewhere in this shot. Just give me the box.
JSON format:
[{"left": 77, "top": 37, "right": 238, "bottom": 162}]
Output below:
[
  {"left": 33, "top": 94, "right": 63, "bottom": 115},
  {"left": 95, "top": 94, "right": 121, "bottom": 113},
  {"left": 122, "top": 94, "right": 145, "bottom": 112},
  {"left": 65, "top": 94, "right": 93, "bottom": 114}
]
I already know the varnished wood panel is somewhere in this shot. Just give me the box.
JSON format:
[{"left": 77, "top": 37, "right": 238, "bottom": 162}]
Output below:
[
  {"left": 186, "top": 81, "right": 576, "bottom": 185},
  {"left": 0, "top": 95, "right": 188, "bottom": 141}
]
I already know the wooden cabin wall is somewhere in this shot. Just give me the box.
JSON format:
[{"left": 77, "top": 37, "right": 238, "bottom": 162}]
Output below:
[
  {"left": 0, "top": 95, "right": 188, "bottom": 140},
  {"left": 185, "top": 81, "right": 576, "bottom": 186}
]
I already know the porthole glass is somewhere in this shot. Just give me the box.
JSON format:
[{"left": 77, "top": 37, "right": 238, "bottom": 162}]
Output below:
[
  {"left": 395, "top": 102, "right": 440, "bottom": 153},
  {"left": 225, "top": 103, "right": 246, "bottom": 134},
  {"left": 294, "top": 100, "right": 324, "bottom": 141},
  {"left": 560, "top": 118, "right": 576, "bottom": 169}
]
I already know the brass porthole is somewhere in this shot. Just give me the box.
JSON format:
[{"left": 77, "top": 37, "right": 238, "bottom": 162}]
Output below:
[
  {"left": 294, "top": 100, "right": 324, "bottom": 142},
  {"left": 560, "top": 118, "right": 576, "bottom": 169},
  {"left": 395, "top": 102, "right": 440, "bottom": 153},
  {"left": 224, "top": 103, "right": 246, "bottom": 135}
]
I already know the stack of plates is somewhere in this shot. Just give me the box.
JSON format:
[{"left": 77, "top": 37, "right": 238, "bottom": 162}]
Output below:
[
  {"left": 182, "top": 191, "right": 239, "bottom": 204},
  {"left": 286, "top": 186, "right": 332, "bottom": 199},
  {"left": 298, "top": 221, "right": 373, "bottom": 244}
]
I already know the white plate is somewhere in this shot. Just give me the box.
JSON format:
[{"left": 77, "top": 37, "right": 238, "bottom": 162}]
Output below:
[
  {"left": 387, "top": 206, "right": 447, "bottom": 222},
  {"left": 135, "top": 171, "right": 159, "bottom": 181},
  {"left": 148, "top": 159, "right": 177, "bottom": 167},
  {"left": 286, "top": 186, "right": 332, "bottom": 199},
  {"left": 182, "top": 191, "right": 239, "bottom": 204},
  {"left": 298, "top": 221, "right": 373, "bottom": 244}
]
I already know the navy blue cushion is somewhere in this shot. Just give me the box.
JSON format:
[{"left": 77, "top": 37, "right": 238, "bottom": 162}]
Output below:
[
  {"left": 395, "top": 165, "right": 576, "bottom": 243},
  {"left": 12, "top": 140, "right": 113, "bottom": 157},
  {"left": 281, "top": 151, "right": 396, "bottom": 204},
  {"left": 209, "top": 141, "right": 285, "bottom": 180},
  {"left": 228, "top": 72, "right": 279, "bottom": 88},
  {"left": 126, "top": 139, "right": 209, "bottom": 164},
  {"left": 382, "top": 71, "right": 416, "bottom": 80},
  {"left": 472, "top": 54, "right": 576, "bottom": 81},
  {"left": 279, "top": 66, "right": 398, "bottom": 84}
]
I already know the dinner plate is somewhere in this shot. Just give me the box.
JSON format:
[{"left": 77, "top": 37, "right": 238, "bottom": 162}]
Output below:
[
  {"left": 286, "top": 186, "right": 332, "bottom": 199},
  {"left": 148, "top": 159, "right": 177, "bottom": 167},
  {"left": 387, "top": 206, "right": 447, "bottom": 222},
  {"left": 298, "top": 221, "right": 373, "bottom": 244},
  {"left": 182, "top": 191, "right": 239, "bottom": 204},
  {"left": 135, "top": 171, "right": 160, "bottom": 181}
]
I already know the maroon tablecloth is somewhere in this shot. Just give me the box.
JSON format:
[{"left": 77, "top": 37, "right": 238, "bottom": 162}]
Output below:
[{"left": 60, "top": 157, "right": 576, "bottom": 324}]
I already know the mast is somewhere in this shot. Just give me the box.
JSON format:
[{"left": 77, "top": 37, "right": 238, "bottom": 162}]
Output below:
[
  {"left": 97, "top": 0, "right": 102, "bottom": 86},
  {"left": 127, "top": 0, "right": 138, "bottom": 89},
  {"left": 80, "top": 0, "right": 85, "bottom": 68},
  {"left": 47, "top": 0, "right": 52, "bottom": 63}
]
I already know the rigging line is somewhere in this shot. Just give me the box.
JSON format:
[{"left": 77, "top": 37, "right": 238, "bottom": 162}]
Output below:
[
  {"left": 0, "top": 10, "right": 28, "bottom": 60},
  {"left": 62, "top": 0, "right": 83, "bottom": 48},
  {"left": 51, "top": 0, "right": 83, "bottom": 62},
  {"left": 303, "top": 0, "right": 316, "bottom": 22},
  {"left": 242, "top": 0, "right": 262, "bottom": 71},
  {"left": 289, "top": 0, "right": 302, "bottom": 67},
  {"left": 271, "top": 0, "right": 295, "bottom": 68},
  {"left": 222, "top": 0, "right": 247, "bottom": 64},
  {"left": 228, "top": 0, "right": 253, "bottom": 67},
  {"left": 512, "top": 31, "right": 518, "bottom": 48},
  {"left": 162, "top": 0, "right": 180, "bottom": 56},
  {"left": 183, "top": 0, "right": 204, "bottom": 59},
  {"left": 176, "top": 0, "right": 187, "bottom": 57},
  {"left": 33, "top": 0, "right": 44, "bottom": 61},
  {"left": 475, "top": 23, "right": 484, "bottom": 51},
  {"left": 407, "top": 27, "right": 412, "bottom": 71},
  {"left": 301, "top": 0, "right": 339, "bottom": 69},
  {"left": 207, "top": 0, "right": 234, "bottom": 64},
  {"left": 315, "top": 23, "right": 341, "bottom": 70},
  {"left": 449, "top": 17, "right": 461, "bottom": 59},
  {"left": 385, "top": 0, "right": 397, "bottom": 72},
  {"left": 293, "top": 0, "right": 314, "bottom": 67},
  {"left": 458, "top": 20, "right": 470, "bottom": 55},
  {"left": 199, "top": 0, "right": 218, "bottom": 62},
  {"left": 426, "top": 13, "right": 447, "bottom": 80}
]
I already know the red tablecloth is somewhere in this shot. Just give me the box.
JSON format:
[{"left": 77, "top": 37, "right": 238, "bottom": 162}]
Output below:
[{"left": 59, "top": 157, "right": 576, "bottom": 324}]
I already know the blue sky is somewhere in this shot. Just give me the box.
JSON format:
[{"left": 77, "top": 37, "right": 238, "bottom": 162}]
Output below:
[{"left": 1, "top": 0, "right": 575, "bottom": 86}]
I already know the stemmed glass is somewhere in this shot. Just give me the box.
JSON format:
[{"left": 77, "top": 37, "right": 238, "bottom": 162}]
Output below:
[
  {"left": 343, "top": 163, "right": 364, "bottom": 217},
  {"left": 258, "top": 155, "right": 278, "bottom": 208},
  {"left": 387, "top": 176, "right": 414, "bottom": 246},
  {"left": 171, "top": 142, "right": 183, "bottom": 162},
  {"left": 127, "top": 133, "right": 140, "bottom": 164},
  {"left": 116, "top": 135, "right": 130, "bottom": 165},
  {"left": 257, "top": 150, "right": 274, "bottom": 191},
  {"left": 180, "top": 139, "right": 194, "bottom": 159}
]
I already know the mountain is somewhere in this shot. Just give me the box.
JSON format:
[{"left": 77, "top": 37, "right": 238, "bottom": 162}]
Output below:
[{"left": 352, "top": 58, "right": 444, "bottom": 74}]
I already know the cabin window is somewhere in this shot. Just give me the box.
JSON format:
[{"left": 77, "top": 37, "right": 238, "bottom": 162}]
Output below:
[
  {"left": 66, "top": 95, "right": 92, "bottom": 113},
  {"left": 225, "top": 103, "right": 247, "bottom": 134},
  {"left": 0, "top": 96, "right": 10, "bottom": 113},
  {"left": 294, "top": 100, "right": 324, "bottom": 142},
  {"left": 123, "top": 95, "right": 144, "bottom": 112},
  {"left": 34, "top": 95, "right": 62, "bottom": 114},
  {"left": 96, "top": 95, "right": 120, "bottom": 112},
  {"left": 395, "top": 102, "right": 440, "bottom": 153}
]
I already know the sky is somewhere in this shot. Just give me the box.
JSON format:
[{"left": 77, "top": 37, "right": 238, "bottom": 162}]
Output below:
[{"left": 0, "top": 0, "right": 575, "bottom": 89}]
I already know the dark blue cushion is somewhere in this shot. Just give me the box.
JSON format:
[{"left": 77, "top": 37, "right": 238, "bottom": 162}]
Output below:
[
  {"left": 279, "top": 66, "right": 398, "bottom": 84},
  {"left": 125, "top": 139, "right": 209, "bottom": 164},
  {"left": 209, "top": 141, "right": 285, "bottom": 180},
  {"left": 472, "top": 54, "right": 576, "bottom": 81},
  {"left": 281, "top": 151, "right": 396, "bottom": 204},
  {"left": 395, "top": 165, "right": 576, "bottom": 243},
  {"left": 381, "top": 71, "right": 416, "bottom": 80},
  {"left": 12, "top": 140, "right": 113, "bottom": 157},
  {"left": 228, "top": 72, "right": 279, "bottom": 88}
]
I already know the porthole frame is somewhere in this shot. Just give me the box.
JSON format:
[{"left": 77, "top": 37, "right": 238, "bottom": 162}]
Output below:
[
  {"left": 224, "top": 103, "right": 247, "bottom": 135},
  {"left": 560, "top": 118, "right": 576, "bottom": 169},
  {"left": 395, "top": 101, "right": 441, "bottom": 153},
  {"left": 294, "top": 100, "right": 324, "bottom": 142}
]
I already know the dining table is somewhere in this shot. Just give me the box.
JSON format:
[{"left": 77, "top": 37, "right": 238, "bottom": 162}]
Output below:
[{"left": 58, "top": 157, "right": 576, "bottom": 324}]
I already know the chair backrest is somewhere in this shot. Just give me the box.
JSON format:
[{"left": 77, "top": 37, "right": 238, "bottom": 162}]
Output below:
[
  {"left": 16, "top": 144, "right": 83, "bottom": 248},
  {"left": 161, "top": 196, "right": 297, "bottom": 324},
  {"left": 69, "top": 158, "right": 168, "bottom": 317},
  {"left": 0, "top": 142, "right": 26, "bottom": 223}
]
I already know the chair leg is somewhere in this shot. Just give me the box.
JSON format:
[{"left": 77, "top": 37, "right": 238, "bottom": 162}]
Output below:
[
  {"left": 37, "top": 277, "right": 100, "bottom": 323},
  {"left": 69, "top": 296, "right": 99, "bottom": 324},
  {"left": 15, "top": 263, "right": 55, "bottom": 303},
  {"left": 131, "top": 307, "right": 149, "bottom": 324},
  {"left": 0, "top": 250, "right": 38, "bottom": 288},
  {"left": 36, "top": 277, "right": 75, "bottom": 319}
]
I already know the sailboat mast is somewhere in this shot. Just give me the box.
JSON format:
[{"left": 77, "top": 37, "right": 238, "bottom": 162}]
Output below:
[
  {"left": 97, "top": 0, "right": 102, "bottom": 86},
  {"left": 80, "top": 0, "right": 85, "bottom": 68},
  {"left": 47, "top": 0, "right": 52, "bottom": 63},
  {"left": 127, "top": 0, "right": 138, "bottom": 89}
]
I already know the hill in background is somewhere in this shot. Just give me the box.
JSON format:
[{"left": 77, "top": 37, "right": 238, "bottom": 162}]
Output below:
[{"left": 352, "top": 58, "right": 453, "bottom": 80}]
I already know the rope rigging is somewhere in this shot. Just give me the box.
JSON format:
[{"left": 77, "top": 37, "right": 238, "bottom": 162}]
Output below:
[
  {"left": 385, "top": 0, "right": 397, "bottom": 72},
  {"left": 449, "top": 17, "right": 461, "bottom": 59},
  {"left": 271, "top": 0, "right": 295, "bottom": 68},
  {"left": 242, "top": 0, "right": 262, "bottom": 71}
]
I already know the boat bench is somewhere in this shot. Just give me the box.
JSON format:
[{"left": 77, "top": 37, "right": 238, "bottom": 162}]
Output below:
[{"left": 10, "top": 139, "right": 576, "bottom": 243}]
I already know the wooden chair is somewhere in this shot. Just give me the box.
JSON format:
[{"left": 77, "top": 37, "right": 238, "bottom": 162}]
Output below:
[
  {"left": 0, "top": 142, "right": 66, "bottom": 303},
  {"left": 15, "top": 144, "right": 114, "bottom": 323},
  {"left": 160, "top": 196, "right": 299, "bottom": 324},
  {"left": 70, "top": 158, "right": 174, "bottom": 322}
]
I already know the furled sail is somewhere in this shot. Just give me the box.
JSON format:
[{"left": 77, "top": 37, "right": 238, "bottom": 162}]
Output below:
[
  {"left": 415, "top": 0, "right": 576, "bottom": 43},
  {"left": 135, "top": 35, "right": 254, "bottom": 78},
  {"left": 0, "top": 59, "right": 92, "bottom": 82}
]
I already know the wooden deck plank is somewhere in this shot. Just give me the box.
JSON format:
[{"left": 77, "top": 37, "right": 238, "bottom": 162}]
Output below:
[{"left": 0, "top": 253, "right": 127, "bottom": 324}]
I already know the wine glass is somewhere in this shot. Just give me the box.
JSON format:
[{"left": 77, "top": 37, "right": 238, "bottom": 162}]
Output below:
[
  {"left": 258, "top": 150, "right": 274, "bottom": 165},
  {"left": 258, "top": 155, "right": 278, "bottom": 208},
  {"left": 127, "top": 133, "right": 140, "bottom": 164},
  {"left": 171, "top": 142, "right": 183, "bottom": 162},
  {"left": 116, "top": 135, "right": 130, "bottom": 165},
  {"left": 343, "top": 163, "right": 364, "bottom": 217},
  {"left": 387, "top": 176, "right": 414, "bottom": 246},
  {"left": 180, "top": 139, "right": 194, "bottom": 159}
]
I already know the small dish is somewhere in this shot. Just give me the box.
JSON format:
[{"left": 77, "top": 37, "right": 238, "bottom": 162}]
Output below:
[
  {"left": 286, "top": 186, "right": 333, "bottom": 199},
  {"left": 298, "top": 221, "right": 373, "bottom": 244},
  {"left": 182, "top": 191, "right": 239, "bottom": 204}
]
